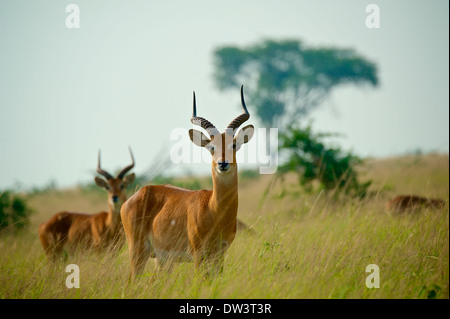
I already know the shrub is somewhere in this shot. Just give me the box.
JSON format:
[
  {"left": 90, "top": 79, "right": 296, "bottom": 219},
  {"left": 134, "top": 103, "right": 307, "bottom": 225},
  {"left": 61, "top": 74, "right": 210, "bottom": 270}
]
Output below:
[
  {"left": 0, "top": 190, "right": 33, "bottom": 232},
  {"left": 278, "top": 124, "right": 371, "bottom": 198}
]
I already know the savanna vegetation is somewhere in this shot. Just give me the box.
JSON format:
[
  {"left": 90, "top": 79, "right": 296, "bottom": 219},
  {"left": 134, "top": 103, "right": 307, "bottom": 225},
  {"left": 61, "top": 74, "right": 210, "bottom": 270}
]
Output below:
[
  {"left": 0, "top": 38, "right": 446, "bottom": 300},
  {"left": 0, "top": 153, "right": 448, "bottom": 299}
]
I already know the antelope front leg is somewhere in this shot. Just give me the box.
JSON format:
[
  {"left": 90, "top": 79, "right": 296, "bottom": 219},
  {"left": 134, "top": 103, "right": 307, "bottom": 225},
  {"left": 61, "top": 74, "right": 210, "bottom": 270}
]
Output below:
[
  {"left": 128, "top": 240, "right": 151, "bottom": 281},
  {"left": 192, "top": 247, "right": 225, "bottom": 279},
  {"left": 192, "top": 246, "right": 212, "bottom": 279},
  {"left": 207, "top": 250, "right": 226, "bottom": 277}
]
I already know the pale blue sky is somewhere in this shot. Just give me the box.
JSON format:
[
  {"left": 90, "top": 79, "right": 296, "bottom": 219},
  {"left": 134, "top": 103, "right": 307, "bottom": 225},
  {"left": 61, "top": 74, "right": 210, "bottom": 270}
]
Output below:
[{"left": 0, "top": 0, "right": 448, "bottom": 189}]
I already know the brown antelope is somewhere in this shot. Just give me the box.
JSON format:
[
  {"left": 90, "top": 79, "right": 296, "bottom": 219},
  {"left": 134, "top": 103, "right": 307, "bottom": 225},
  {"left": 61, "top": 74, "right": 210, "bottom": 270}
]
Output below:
[
  {"left": 385, "top": 195, "right": 445, "bottom": 213},
  {"left": 38, "top": 148, "right": 136, "bottom": 260},
  {"left": 121, "top": 85, "right": 254, "bottom": 279}
]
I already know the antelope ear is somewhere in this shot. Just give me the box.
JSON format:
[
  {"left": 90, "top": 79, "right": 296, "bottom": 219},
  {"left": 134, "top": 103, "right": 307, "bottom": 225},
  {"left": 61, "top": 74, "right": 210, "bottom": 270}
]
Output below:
[
  {"left": 234, "top": 125, "right": 254, "bottom": 150},
  {"left": 123, "top": 173, "right": 135, "bottom": 187},
  {"left": 94, "top": 176, "right": 109, "bottom": 189},
  {"left": 189, "top": 129, "right": 211, "bottom": 148}
]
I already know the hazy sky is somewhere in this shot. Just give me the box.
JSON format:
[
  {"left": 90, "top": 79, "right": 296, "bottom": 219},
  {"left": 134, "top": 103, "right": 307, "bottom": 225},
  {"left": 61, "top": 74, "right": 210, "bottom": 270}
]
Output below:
[{"left": 0, "top": 0, "right": 448, "bottom": 190}]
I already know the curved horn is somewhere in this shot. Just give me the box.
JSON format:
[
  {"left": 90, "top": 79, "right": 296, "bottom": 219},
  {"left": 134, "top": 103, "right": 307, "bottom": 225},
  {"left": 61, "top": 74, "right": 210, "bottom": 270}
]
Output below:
[
  {"left": 97, "top": 150, "right": 113, "bottom": 180},
  {"left": 117, "top": 147, "right": 135, "bottom": 179},
  {"left": 226, "top": 85, "right": 250, "bottom": 135},
  {"left": 191, "top": 91, "right": 220, "bottom": 137}
]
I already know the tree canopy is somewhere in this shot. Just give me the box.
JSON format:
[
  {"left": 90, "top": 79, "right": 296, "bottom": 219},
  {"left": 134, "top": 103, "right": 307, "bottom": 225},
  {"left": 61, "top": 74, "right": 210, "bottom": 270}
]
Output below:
[{"left": 213, "top": 39, "right": 378, "bottom": 128}]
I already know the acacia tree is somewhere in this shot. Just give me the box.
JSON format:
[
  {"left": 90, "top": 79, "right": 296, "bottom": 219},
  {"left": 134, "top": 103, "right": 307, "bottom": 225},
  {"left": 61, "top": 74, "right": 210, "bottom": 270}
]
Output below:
[{"left": 213, "top": 39, "right": 378, "bottom": 128}]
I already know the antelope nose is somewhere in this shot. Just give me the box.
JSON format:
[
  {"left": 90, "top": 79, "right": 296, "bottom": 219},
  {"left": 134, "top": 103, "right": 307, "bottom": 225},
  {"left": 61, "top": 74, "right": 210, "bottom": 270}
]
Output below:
[
  {"left": 112, "top": 196, "right": 119, "bottom": 203},
  {"left": 218, "top": 161, "right": 229, "bottom": 170}
]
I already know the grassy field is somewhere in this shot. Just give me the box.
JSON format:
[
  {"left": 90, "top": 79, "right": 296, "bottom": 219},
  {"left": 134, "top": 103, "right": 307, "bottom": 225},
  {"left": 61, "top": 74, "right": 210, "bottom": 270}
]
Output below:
[{"left": 0, "top": 153, "right": 448, "bottom": 299}]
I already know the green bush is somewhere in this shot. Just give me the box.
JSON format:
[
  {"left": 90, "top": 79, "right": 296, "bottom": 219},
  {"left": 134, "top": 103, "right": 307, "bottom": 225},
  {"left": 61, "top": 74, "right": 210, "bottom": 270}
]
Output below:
[
  {"left": 279, "top": 124, "right": 371, "bottom": 198},
  {"left": 0, "top": 190, "right": 33, "bottom": 232}
]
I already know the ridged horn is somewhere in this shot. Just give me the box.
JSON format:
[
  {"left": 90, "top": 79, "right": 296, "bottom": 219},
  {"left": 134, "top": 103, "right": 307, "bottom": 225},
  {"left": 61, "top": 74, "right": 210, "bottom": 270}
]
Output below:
[
  {"left": 191, "top": 91, "right": 220, "bottom": 137},
  {"left": 226, "top": 85, "right": 250, "bottom": 135},
  {"left": 117, "top": 147, "right": 135, "bottom": 179},
  {"left": 97, "top": 150, "right": 113, "bottom": 180}
]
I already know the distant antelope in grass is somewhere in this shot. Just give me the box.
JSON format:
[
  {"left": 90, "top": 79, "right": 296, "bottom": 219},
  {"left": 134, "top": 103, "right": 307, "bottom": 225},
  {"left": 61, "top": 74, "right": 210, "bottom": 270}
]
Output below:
[
  {"left": 385, "top": 195, "right": 445, "bottom": 213},
  {"left": 121, "top": 85, "right": 255, "bottom": 279},
  {"left": 38, "top": 148, "right": 136, "bottom": 260}
]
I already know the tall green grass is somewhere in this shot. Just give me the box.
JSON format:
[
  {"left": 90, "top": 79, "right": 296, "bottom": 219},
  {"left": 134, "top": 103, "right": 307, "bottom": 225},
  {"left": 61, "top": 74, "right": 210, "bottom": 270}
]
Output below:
[{"left": 0, "top": 154, "right": 448, "bottom": 298}]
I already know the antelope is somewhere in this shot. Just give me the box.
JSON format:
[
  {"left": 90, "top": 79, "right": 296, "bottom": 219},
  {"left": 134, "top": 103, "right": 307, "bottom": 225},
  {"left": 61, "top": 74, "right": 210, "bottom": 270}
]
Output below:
[
  {"left": 385, "top": 195, "right": 445, "bottom": 213},
  {"left": 121, "top": 85, "right": 254, "bottom": 279},
  {"left": 38, "top": 148, "right": 136, "bottom": 260}
]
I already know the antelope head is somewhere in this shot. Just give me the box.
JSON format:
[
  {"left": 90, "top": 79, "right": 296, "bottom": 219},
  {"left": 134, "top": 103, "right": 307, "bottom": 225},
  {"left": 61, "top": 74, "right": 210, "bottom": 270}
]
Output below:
[
  {"left": 189, "top": 85, "right": 254, "bottom": 177},
  {"left": 94, "top": 147, "right": 136, "bottom": 211}
]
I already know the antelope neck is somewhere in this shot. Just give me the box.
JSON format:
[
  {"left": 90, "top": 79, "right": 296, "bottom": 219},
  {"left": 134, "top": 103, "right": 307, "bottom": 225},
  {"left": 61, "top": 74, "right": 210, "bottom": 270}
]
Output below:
[
  {"left": 106, "top": 202, "right": 123, "bottom": 228},
  {"left": 210, "top": 165, "right": 239, "bottom": 216}
]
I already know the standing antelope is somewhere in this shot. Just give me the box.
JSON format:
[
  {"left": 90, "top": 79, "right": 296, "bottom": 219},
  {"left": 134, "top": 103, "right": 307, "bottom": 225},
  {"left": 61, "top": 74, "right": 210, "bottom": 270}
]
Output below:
[
  {"left": 38, "top": 148, "right": 136, "bottom": 260},
  {"left": 121, "top": 85, "right": 254, "bottom": 279}
]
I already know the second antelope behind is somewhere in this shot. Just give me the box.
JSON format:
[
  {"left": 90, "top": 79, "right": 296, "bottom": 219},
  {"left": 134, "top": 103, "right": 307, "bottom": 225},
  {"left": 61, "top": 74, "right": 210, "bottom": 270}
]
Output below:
[
  {"left": 121, "top": 85, "right": 254, "bottom": 279},
  {"left": 38, "top": 148, "right": 135, "bottom": 260}
]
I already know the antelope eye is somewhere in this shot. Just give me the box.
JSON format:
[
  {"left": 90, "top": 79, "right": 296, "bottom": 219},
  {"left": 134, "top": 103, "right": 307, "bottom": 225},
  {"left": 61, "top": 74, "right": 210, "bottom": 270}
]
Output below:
[{"left": 120, "top": 184, "right": 124, "bottom": 189}]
